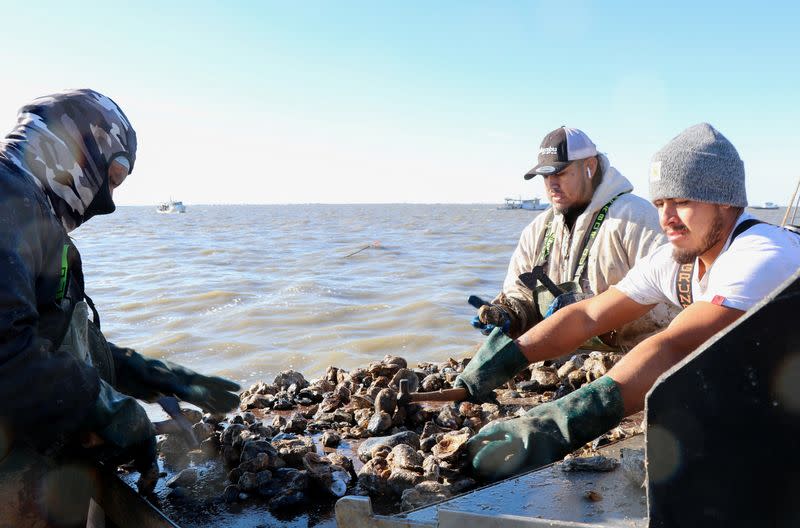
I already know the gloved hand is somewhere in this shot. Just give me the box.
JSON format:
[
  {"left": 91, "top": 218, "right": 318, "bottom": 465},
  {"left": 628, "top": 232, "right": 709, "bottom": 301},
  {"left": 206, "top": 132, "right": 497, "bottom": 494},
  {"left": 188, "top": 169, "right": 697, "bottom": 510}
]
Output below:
[
  {"left": 466, "top": 376, "right": 625, "bottom": 480},
  {"left": 454, "top": 327, "right": 529, "bottom": 402},
  {"left": 110, "top": 345, "right": 241, "bottom": 414},
  {"left": 543, "top": 291, "right": 590, "bottom": 318},
  {"left": 471, "top": 304, "right": 512, "bottom": 336},
  {"left": 83, "top": 380, "right": 158, "bottom": 493}
]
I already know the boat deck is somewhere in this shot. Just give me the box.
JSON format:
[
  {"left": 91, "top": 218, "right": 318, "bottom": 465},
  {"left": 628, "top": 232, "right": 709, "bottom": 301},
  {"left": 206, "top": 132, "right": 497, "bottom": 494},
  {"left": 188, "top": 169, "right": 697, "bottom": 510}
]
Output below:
[{"left": 337, "top": 435, "right": 647, "bottom": 527}]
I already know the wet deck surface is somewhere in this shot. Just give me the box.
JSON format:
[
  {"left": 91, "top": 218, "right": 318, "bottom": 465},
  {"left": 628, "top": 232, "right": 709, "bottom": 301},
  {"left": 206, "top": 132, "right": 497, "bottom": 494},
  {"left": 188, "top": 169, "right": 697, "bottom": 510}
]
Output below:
[{"left": 404, "top": 435, "right": 647, "bottom": 527}]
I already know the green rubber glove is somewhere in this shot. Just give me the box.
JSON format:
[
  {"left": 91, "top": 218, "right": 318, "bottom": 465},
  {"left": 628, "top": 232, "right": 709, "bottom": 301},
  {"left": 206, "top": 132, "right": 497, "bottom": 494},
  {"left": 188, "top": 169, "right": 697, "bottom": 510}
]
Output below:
[
  {"left": 454, "top": 327, "right": 530, "bottom": 401},
  {"left": 84, "top": 380, "right": 158, "bottom": 493},
  {"left": 466, "top": 376, "right": 625, "bottom": 480},
  {"left": 110, "top": 345, "right": 241, "bottom": 414}
]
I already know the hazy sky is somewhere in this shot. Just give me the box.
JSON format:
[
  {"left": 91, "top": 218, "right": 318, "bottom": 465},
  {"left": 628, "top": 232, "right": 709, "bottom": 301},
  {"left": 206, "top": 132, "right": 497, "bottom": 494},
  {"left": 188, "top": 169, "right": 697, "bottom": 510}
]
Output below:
[{"left": 1, "top": 1, "right": 798, "bottom": 205}]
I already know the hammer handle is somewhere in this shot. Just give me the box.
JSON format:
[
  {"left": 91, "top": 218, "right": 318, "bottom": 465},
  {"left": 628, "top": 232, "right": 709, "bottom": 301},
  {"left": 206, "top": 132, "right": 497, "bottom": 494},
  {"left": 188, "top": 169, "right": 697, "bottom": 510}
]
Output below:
[
  {"left": 532, "top": 265, "right": 565, "bottom": 297},
  {"left": 408, "top": 387, "right": 468, "bottom": 403}
]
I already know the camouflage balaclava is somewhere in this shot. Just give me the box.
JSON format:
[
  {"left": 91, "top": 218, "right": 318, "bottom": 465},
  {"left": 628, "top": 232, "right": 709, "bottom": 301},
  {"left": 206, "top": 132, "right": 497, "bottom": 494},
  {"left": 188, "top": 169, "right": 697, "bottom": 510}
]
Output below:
[{"left": 1, "top": 89, "right": 137, "bottom": 232}]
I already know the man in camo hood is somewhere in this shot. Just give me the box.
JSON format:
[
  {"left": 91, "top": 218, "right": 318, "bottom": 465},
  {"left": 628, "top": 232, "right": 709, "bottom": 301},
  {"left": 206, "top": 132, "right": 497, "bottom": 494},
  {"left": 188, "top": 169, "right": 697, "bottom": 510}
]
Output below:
[
  {"left": 0, "top": 90, "right": 239, "bottom": 525},
  {"left": 1, "top": 88, "right": 137, "bottom": 231}
]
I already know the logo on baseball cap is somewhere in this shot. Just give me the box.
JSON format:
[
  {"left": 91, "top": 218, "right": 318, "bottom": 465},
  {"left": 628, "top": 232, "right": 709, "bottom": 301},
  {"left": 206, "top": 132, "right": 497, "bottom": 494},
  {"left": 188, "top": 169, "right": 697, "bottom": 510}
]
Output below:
[{"left": 524, "top": 127, "right": 598, "bottom": 180}]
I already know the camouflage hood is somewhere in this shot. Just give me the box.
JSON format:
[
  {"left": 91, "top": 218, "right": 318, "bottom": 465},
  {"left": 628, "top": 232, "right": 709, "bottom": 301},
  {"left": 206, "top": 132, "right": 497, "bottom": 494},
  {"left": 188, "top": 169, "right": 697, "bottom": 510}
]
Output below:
[{"left": 0, "top": 89, "right": 136, "bottom": 232}]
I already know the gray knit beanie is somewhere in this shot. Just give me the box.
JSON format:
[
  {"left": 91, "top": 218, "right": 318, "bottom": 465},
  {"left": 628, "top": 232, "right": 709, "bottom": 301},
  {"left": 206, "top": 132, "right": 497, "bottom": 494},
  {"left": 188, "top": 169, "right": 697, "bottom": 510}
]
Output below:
[{"left": 649, "top": 123, "right": 747, "bottom": 207}]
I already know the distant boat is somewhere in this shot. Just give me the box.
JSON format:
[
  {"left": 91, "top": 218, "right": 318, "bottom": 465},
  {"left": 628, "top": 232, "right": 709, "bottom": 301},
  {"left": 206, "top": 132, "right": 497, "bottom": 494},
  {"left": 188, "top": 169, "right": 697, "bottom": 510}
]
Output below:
[
  {"left": 751, "top": 202, "right": 779, "bottom": 210},
  {"left": 156, "top": 199, "right": 187, "bottom": 213},
  {"left": 499, "top": 197, "right": 549, "bottom": 211}
]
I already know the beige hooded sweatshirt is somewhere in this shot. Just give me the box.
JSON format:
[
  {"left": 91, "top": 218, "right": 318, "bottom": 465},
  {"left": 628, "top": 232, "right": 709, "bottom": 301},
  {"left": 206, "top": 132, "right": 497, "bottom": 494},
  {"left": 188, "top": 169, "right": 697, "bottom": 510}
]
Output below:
[{"left": 495, "top": 153, "right": 676, "bottom": 348}]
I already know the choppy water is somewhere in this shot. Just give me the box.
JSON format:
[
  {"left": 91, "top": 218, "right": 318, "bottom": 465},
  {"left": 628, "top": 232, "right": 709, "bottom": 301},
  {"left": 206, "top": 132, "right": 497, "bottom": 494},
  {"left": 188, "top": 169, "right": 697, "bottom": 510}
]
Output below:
[
  {"left": 74, "top": 204, "right": 791, "bottom": 406},
  {"left": 74, "top": 204, "right": 537, "bottom": 392}
]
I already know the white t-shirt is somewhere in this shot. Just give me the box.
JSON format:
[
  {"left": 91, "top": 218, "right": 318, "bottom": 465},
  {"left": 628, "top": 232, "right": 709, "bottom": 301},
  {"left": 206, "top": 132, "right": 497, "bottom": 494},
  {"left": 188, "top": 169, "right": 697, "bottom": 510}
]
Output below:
[{"left": 614, "top": 213, "right": 800, "bottom": 311}]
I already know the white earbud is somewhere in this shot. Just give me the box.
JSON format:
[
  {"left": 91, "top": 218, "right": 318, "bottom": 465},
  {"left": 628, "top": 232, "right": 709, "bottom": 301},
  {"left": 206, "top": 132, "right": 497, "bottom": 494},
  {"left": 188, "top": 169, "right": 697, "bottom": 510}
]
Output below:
[{"left": 586, "top": 167, "right": 592, "bottom": 179}]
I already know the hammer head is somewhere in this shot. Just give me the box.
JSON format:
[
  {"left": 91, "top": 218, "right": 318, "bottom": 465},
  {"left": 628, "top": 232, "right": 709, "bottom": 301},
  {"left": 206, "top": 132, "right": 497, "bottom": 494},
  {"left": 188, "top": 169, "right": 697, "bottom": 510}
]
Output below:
[{"left": 397, "top": 379, "right": 411, "bottom": 406}]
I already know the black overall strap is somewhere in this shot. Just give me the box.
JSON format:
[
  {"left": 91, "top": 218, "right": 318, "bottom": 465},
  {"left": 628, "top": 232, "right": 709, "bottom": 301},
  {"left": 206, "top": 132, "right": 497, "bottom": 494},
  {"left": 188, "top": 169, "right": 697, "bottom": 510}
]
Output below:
[{"left": 675, "top": 218, "right": 765, "bottom": 309}]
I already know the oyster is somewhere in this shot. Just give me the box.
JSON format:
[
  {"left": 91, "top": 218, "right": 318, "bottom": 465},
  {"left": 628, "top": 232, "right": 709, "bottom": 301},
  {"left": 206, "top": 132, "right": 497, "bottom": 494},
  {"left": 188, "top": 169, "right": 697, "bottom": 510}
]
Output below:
[
  {"left": 272, "top": 436, "right": 314, "bottom": 467},
  {"left": 390, "top": 368, "right": 420, "bottom": 393},
  {"left": 420, "top": 374, "right": 444, "bottom": 392},
  {"left": 367, "top": 411, "right": 392, "bottom": 435},
  {"left": 620, "top": 447, "right": 646, "bottom": 487},
  {"left": 557, "top": 354, "right": 587, "bottom": 378},
  {"left": 432, "top": 428, "right": 472, "bottom": 462},
  {"left": 374, "top": 388, "right": 398, "bottom": 415},
  {"left": 529, "top": 365, "right": 560, "bottom": 390},
  {"left": 368, "top": 361, "right": 401, "bottom": 379},
  {"left": 383, "top": 354, "right": 408, "bottom": 369},
  {"left": 388, "top": 467, "right": 425, "bottom": 496},
  {"left": 283, "top": 412, "right": 308, "bottom": 434},
  {"left": 321, "top": 431, "right": 341, "bottom": 448},
  {"left": 357, "top": 457, "right": 392, "bottom": 495},
  {"left": 325, "top": 452, "right": 356, "bottom": 479},
  {"left": 273, "top": 370, "right": 309, "bottom": 391},
  {"left": 435, "top": 405, "right": 462, "bottom": 430},
  {"left": 358, "top": 431, "right": 421, "bottom": 462},
  {"left": 422, "top": 455, "right": 440, "bottom": 481},
  {"left": 401, "top": 481, "right": 452, "bottom": 511},
  {"left": 420, "top": 421, "right": 446, "bottom": 439},
  {"left": 302, "top": 452, "right": 351, "bottom": 497},
  {"left": 267, "top": 468, "right": 310, "bottom": 510},
  {"left": 350, "top": 393, "right": 375, "bottom": 410},
  {"left": 561, "top": 454, "right": 620, "bottom": 472},
  {"left": 240, "top": 440, "right": 278, "bottom": 465},
  {"left": 221, "top": 423, "right": 247, "bottom": 446},
  {"left": 386, "top": 444, "right": 424, "bottom": 471}
]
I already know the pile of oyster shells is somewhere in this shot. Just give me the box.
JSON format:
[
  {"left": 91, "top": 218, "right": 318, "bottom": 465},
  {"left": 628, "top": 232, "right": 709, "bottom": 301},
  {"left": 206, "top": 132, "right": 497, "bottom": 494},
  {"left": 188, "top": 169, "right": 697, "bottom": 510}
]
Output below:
[{"left": 156, "top": 350, "right": 638, "bottom": 512}]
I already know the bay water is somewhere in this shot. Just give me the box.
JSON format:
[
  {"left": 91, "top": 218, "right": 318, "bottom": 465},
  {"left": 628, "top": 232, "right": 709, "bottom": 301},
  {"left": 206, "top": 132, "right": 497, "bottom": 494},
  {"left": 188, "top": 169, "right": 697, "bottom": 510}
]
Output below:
[{"left": 73, "top": 204, "right": 790, "bottom": 419}]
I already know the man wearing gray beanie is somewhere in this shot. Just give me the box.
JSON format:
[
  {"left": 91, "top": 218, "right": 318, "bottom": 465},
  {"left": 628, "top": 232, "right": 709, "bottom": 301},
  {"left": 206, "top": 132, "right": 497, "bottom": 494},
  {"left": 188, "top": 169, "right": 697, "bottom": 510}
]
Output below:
[{"left": 463, "top": 123, "right": 800, "bottom": 482}]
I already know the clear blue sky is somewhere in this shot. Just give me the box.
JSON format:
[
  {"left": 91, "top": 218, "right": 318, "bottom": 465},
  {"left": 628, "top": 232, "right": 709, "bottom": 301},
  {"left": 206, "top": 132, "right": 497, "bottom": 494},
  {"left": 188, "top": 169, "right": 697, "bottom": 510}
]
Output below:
[{"left": 1, "top": 1, "right": 798, "bottom": 205}]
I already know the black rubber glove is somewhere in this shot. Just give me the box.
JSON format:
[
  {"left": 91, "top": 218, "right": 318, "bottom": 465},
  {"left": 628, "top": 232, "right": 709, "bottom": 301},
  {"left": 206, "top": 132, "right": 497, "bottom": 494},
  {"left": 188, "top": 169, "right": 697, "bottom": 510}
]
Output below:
[
  {"left": 110, "top": 345, "right": 241, "bottom": 414},
  {"left": 466, "top": 376, "right": 625, "bottom": 481},
  {"left": 84, "top": 380, "right": 158, "bottom": 493}
]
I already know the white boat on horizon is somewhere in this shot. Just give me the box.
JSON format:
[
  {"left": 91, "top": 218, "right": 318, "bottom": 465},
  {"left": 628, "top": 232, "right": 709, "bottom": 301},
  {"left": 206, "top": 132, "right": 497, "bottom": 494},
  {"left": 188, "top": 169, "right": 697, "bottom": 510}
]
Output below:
[
  {"left": 499, "top": 197, "right": 549, "bottom": 211},
  {"left": 156, "top": 199, "right": 187, "bottom": 214},
  {"left": 751, "top": 201, "right": 779, "bottom": 210}
]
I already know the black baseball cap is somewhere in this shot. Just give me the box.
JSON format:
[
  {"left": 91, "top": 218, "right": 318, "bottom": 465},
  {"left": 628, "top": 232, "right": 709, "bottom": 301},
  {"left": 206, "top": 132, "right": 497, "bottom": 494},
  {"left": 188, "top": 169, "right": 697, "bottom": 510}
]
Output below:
[{"left": 524, "top": 126, "right": 598, "bottom": 179}]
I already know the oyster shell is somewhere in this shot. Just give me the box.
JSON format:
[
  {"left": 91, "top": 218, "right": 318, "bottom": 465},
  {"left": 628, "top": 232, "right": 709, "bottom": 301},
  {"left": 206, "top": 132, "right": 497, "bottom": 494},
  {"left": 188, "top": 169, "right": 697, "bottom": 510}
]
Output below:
[
  {"left": 383, "top": 355, "right": 408, "bottom": 369},
  {"left": 321, "top": 431, "right": 341, "bottom": 448},
  {"left": 390, "top": 368, "right": 419, "bottom": 393},
  {"left": 302, "top": 452, "right": 351, "bottom": 497},
  {"left": 374, "top": 388, "right": 398, "bottom": 415},
  {"left": 367, "top": 411, "right": 393, "bottom": 435},
  {"left": 401, "top": 481, "right": 452, "bottom": 511},
  {"left": 273, "top": 370, "right": 309, "bottom": 391},
  {"left": 529, "top": 365, "right": 560, "bottom": 390},
  {"left": 561, "top": 454, "right": 619, "bottom": 472},
  {"left": 388, "top": 467, "right": 425, "bottom": 496},
  {"left": 420, "top": 374, "right": 444, "bottom": 392},
  {"left": 358, "top": 431, "right": 421, "bottom": 462},
  {"left": 386, "top": 444, "right": 424, "bottom": 471},
  {"left": 435, "top": 405, "right": 462, "bottom": 430},
  {"left": 432, "top": 428, "right": 472, "bottom": 462},
  {"left": 357, "top": 457, "right": 392, "bottom": 495}
]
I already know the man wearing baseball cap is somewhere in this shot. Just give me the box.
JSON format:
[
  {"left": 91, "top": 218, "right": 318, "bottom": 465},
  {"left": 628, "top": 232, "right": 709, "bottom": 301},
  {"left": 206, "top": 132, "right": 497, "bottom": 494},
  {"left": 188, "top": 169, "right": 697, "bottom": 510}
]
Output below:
[
  {"left": 461, "top": 123, "right": 800, "bottom": 481},
  {"left": 470, "top": 126, "right": 672, "bottom": 347}
]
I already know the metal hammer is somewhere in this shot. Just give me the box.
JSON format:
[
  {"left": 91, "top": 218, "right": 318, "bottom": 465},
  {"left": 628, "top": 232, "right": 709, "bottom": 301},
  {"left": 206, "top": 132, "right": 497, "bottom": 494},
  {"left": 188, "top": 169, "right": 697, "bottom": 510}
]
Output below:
[{"left": 397, "top": 379, "right": 468, "bottom": 405}]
